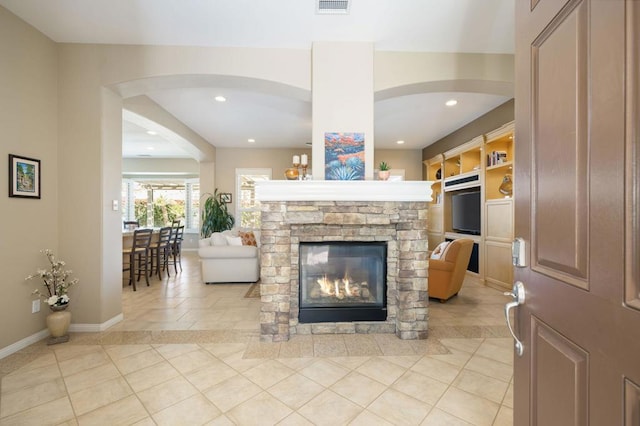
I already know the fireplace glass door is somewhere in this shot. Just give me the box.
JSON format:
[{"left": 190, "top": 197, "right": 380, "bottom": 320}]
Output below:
[{"left": 299, "top": 242, "right": 387, "bottom": 323}]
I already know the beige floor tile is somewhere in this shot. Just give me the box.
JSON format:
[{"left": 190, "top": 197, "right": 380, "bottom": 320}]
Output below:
[
  {"left": 0, "top": 377, "right": 67, "bottom": 418},
  {"left": 167, "top": 348, "right": 218, "bottom": 374},
  {"left": 355, "top": 357, "right": 406, "bottom": 386},
  {"left": 184, "top": 360, "right": 239, "bottom": 391},
  {"left": 68, "top": 376, "right": 133, "bottom": 416},
  {"left": 243, "top": 359, "right": 294, "bottom": 389},
  {"left": 11, "top": 352, "right": 57, "bottom": 372},
  {"left": 267, "top": 373, "right": 325, "bottom": 410},
  {"left": 298, "top": 389, "right": 362, "bottom": 425},
  {"left": 204, "top": 374, "right": 262, "bottom": 412},
  {"left": 75, "top": 394, "right": 148, "bottom": 426},
  {"left": 137, "top": 375, "right": 198, "bottom": 414},
  {"left": 476, "top": 339, "right": 514, "bottom": 366},
  {"left": 104, "top": 344, "right": 152, "bottom": 360},
  {"left": 439, "top": 337, "right": 484, "bottom": 354},
  {"left": 330, "top": 371, "right": 387, "bottom": 407},
  {"left": 277, "top": 412, "right": 315, "bottom": 425},
  {"left": 493, "top": 405, "right": 514, "bottom": 426},
  {"left": 152, "top": 343, "right": 200, "bottom": 359},
  {"left": 275, "top": 357, "right": 316, "bottom": 371},
  {"left": 64, "top": 362, "right": 122, "bottom": 394},
  {"left": 428, "top": 348, "right": 473, "bottom": 369},
  {"left": 124, "top": 360, "right": 181, "bottom": 392},
  {"left": 0, "top": 396, "right": 74, "bottom": 426},
  {"left": 343, "top": 335, "right": 383, "bottom": 356},
  {"left": 58, "top": 349, "right": 111, "bottom": 377},
  {"left": 111, "top": 348, "right": 164, "bottom": 375},
  {"left": 436, "top": 387, "right": 500, "bottom": 426},
  {"left": 1, "top": 363, "right": 62, "bottom": 394},
  {"left": 502, "top": 382, "right": 514, "bottom": 408},
  {"left": 52, "top": 344, "right": 103, "bottom": 362},
  {"left": 452, "top": 369, "right": 509, "bottom": 404},
  {"left": 226, "top": 391, "right": 292, "bottom": 425},
  {"left": 381, "top": 354, "right": 421, "bottom": 369},
  {"left": 131, "top": 417, "right": 156, "bottom": 426},
  {"left": 368, "top": 388, "right": 432, "bottom": 425},
  {"left": 421, "top": 407, "right": 473, "bottom": 425},
  {"left": 313, "top": 338, "right": 348, "bottom": 357},
  {"left": 349, "top": 410, "right": 395, "bottom": 425},
  {"left": 464, "top": 355, "right": 513, "bottom": 383},
  {"left": 298, "top": 358, "right": 350, "bottom": 387},
  {"left": 392, "top": 370, "right": 449, "bottom": 405},
  {"left": 326, "top": 355, "right": 371, "bottom": 370},
  {"left": 410, "top": 356, "right": 462, "bottom": 384},
  {"left": 152, "top": 394, "right": 221, "bottom": 425}
]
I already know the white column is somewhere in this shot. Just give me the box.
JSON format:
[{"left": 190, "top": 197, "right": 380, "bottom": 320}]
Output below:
[{"left": 311, "top": 42, "right": 375, "bottom": 180}]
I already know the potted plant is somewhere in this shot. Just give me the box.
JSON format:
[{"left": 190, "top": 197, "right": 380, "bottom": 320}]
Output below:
[
  {"left": 378, "top": 161, "right": 391, "bottom": 181},
  {"left": 25, "top": 249, "right": 78, "bottom": 343},
  {"left": 200, "top": 188, "right": 235, "bottom": 238}
]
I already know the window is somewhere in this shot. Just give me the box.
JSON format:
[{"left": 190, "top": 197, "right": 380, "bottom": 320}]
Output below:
[
  {"left": 236, "top": 168, "right": 271, "bottom": 229},
  {"left": 121, "top": 178, "right": 200, "bottom": 232}
]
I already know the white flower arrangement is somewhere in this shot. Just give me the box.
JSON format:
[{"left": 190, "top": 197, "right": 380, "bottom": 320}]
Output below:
[{"left": 25, "top": 249, "right": 78, "bottom": 307}]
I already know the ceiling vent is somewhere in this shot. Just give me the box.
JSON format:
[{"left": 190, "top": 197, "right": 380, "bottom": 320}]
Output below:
[{"left": 316, "top": 0, "right": 350, "bottom": 15}]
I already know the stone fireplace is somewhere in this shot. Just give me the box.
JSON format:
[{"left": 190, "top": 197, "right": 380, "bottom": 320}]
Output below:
[{"left": 256, "top": 181, "right": 431, "bottom": 342}]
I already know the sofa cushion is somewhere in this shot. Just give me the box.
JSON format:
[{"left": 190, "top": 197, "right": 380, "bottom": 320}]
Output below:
[
  {"left": 225, "top": 235, "right": 243, "bottom": 246},
  {"left": 198, "top": 238, "right": 212, "bottom": 248},
  {"left": 198, "top": 245, "right": 258, "bottom": 259},
  {"left": 239, "top": 230, "right": 257, "bottom": 246},
  {"left": 211, "top": 233, "right": 228, "bottom": 246}
]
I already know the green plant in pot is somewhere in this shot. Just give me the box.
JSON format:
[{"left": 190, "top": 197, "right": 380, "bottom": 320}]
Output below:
[
  {"left": 200, "top": 189, "right": 235, "bottom": 238},
  {"left": 378, "top": 161, "right": 391, "bottom": 180}
]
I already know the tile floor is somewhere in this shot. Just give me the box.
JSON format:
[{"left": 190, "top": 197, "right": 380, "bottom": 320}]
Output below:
[{"left": 1, "top": 252, "right": 514, "bottom": 425}]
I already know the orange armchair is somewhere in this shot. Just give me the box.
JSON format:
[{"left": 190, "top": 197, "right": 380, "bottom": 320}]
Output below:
[{"left": 428, "top": 239, "right": 474, "bottom": 302}]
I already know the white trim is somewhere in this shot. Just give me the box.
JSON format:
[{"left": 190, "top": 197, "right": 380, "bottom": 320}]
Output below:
[
  {"left": 0, "top": 329, "right": 49, "bottom": 360},
  {"left": 256, "top": 180, "right": 433, "bottom": 202},
  {"left": 69, "top": 313, "right": 124, "bottom": 332}
]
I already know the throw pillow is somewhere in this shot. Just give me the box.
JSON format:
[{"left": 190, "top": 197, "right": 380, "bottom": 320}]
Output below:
[
  {"left": 430, "top": 241, "right": 450, "bottom": 260},
  {"left": 239, "top": 230, "right": 257, "bottom": 246},
  {"left": 225, "top": 235, "right": 243, "bottom": 246}
]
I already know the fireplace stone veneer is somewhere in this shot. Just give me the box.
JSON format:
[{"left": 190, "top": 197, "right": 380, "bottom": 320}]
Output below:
[{"left": 259, "top": 200, "right": 429, "bottom": 342}]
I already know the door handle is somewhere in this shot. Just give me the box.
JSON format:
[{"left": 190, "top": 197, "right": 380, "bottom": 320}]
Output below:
[{"left": 504, "top": 281, "right": 525, "bottom": 356}]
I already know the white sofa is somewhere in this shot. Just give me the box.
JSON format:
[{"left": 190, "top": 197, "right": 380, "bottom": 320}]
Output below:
[{"left": 198, "top": 229, "right": 260, "bottom": 283}]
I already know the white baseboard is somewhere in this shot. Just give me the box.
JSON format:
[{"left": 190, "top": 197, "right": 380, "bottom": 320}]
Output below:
[
  {"left": 0, "top": 313, "right": 124, "bottom": 360},
  {"left": 0, "top": 329, "right": 49, "bottom": 360},
  {"left": 69, "top": 313, "right": 123, "bottom": 332}
]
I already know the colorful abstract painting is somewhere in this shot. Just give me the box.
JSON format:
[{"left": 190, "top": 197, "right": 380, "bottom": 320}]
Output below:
[{"left": 324, "top": 132, "right": 365, "bottom": 180}]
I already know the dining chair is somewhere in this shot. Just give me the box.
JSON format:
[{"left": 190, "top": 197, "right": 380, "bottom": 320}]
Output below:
[
  {"left": 122, "top": 228, "right": 153, "bottom": 291},
  {"left": 149, "top": 226, "right": 173, "bottom": 280},
  {"left": 123, "top": 220, "right": 140, "bottom": 230}
]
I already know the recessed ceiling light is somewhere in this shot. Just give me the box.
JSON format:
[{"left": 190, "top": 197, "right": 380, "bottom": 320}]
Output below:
[
  {"left": 146, "top": 130, "right": 157, "bottom": 135},
  {"left": 214, "top": 96, "right": 226, "bottom": 102},
  {"left": 146, "top": 146, "right": 155, "bottom": 150},
  {"left": 445, "top": 99, "right": 458, "bottom": 107},
  {"left": 248, "top": 138, "right": 255, "bottom": 143},
  {"left": 396, "top": 140, "right": 405, "bottom": 145}
]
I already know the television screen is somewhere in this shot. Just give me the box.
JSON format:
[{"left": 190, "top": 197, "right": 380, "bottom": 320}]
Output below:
[{"left": 451, "top": 191, "right": 481, "bottom": 235}]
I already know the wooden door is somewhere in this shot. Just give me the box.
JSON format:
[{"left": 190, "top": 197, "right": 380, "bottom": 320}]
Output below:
[{"left": 514, "top": 0, "right": 640, "bottom": 424}]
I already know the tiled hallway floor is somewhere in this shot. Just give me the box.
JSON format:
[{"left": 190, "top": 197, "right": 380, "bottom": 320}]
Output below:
[{"left": 1, "top": 252, "right": 514, "bottom": 425}]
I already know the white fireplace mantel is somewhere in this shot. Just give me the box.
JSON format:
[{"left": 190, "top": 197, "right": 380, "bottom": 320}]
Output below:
[{"left": 255, "top": 180, "right": 434, "bottom": 202}]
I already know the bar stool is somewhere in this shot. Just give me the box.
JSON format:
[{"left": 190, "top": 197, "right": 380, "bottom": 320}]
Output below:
[
  {"left": 123, "top": 228, "right": 152, "bottom": 291},
  {"left": 168, "top": 225, "right": 184, "bottom": 274},
  {"left": 149, "top": 226, "right": 173, "bottom": 280}
]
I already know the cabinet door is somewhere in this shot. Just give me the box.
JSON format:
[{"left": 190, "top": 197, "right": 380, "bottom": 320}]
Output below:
[
  {"left": 485, "top": 200, "right": 513, "bottom": 242},
  {"left": 484, "top": 240, "right": 512, "bottom": 290}
]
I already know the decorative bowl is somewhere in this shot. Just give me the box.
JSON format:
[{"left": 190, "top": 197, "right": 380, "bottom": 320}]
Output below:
[{"left": 285, "top": 168, "right": 299, "bottom": 180}]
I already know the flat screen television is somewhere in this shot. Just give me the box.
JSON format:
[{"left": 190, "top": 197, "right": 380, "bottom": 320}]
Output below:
[{"left": 451, "top": 191, "right": 481, "bottom": 235}]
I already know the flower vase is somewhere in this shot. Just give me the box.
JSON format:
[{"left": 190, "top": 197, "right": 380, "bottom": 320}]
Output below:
[{"left": 46, "top": 304, "right": 71, "bottom": 344}]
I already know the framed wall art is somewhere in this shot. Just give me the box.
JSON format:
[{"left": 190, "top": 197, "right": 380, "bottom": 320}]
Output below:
[
  {"left": 220, "top": 192, "right": 232, "bottom": 203},
  {"left": 9, "top": 154, "right": 41, "bottom": 199}
]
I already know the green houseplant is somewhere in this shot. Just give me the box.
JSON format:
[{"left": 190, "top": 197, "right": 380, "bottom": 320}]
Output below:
[
  {"left": 200, "top": 189, "right": 235, "bottom": 238},
  {"left": 378, "top": 161, "right": 391, "bottom": 180}
]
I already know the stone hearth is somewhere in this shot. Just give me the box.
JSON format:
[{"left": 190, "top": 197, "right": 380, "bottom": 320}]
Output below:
[{"left": 258, "top": 195, "right": 429, "bottom": 342}]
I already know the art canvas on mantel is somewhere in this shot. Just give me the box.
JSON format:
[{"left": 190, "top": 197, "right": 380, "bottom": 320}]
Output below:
[{"left": 324, "top": 132, "right": 365, "bottom": 180}]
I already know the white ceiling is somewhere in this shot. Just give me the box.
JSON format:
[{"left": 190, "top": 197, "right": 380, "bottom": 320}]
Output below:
[{"left": 0, "top": 0, "right": 514, "bottom": 158}]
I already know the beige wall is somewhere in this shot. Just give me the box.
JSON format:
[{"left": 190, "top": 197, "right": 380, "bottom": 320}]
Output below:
[
  {"left": 122, "top": 158, "right": 200, "bottom": 176},
  {"left": 215, "top": 148, "right": 312, "bottom": 218},
  {"left": 373, "top": 149, "right": 424, "bottom": 181},
  {"left": 422, "top": 99, "right": 515, "bottom": 166},
  {"left": 0, "top": 8, "right": 59, "bottom": 350}
]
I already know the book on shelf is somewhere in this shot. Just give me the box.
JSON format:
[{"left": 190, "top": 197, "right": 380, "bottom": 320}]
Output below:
[{"left": 487, "top": 150, "right": 508, "bottom": 167}]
